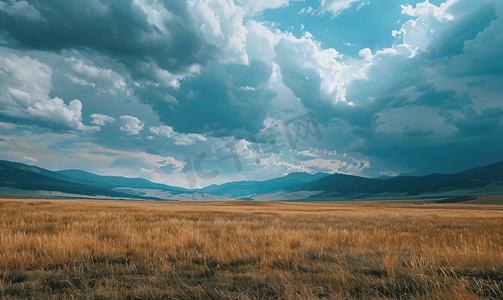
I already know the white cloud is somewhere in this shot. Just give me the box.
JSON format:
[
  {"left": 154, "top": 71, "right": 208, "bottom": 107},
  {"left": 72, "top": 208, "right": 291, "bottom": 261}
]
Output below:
[
  {"left": 194, "top": 0, "right": 249, "bottom": 64},
  {"left": 119, "top": 115, "right": 144, "bottom": 135},
  {"left": 356, "top": 1, "right": 369, "bottom": 12},
  {"left": 245, "top": 18, "right": 372, "bottom": 114},
  {"left": 396, "top": 0, "right": 456, "bottom": 52},
  {"left": 90, "top": 113, "right": 116, "bottom": 126},
  {"left": 237, "top": 0, "right": 289, "bottom": 15},
  {"left": 0, "top": 130, "right": 190, "bottom": 187},
  {"left": 346, "top": 158, "right": 370, "bottom": 174},
  {"left": 238, "top": 86, "right": 256, "bottom": 91},
  {"left": 63, "top": 57, "right": 127, "bottom": 95},
  {"left": 150, "top": 125, "right": 207, "bottom": 145},
  {"left": 359, "top": 47, "right": 373, "bottom": 61},
  {"left": 0, "top": 53, "right": 98, "bottom": 132},
  {"left": 76, "top": 0, "right": 251, "bottom": 88},
  {"left": 400, "top": 4, "right": 416, "bottom": 17},
  {"left": 163, "top": 94, "right": 178, "bottom": 105},
  {"left": 132, "top": 0, "right": 173, "bottom": 34},
  {"left": 298, "top": 6, "right": 313, "bottom": 14},
  {"left": 301, "top": 158, "right": 346, "bottom": 173},
  {"left": 259, "top": 154, "right": 310, "bottom": 174},
  {"left": 0, "top": 0, "right": 45, "bottom": 22},
  {"left": 245, "top": 20, "right": 282, "bottom": 64},
  {"left": 278, "top": 31, "right": 355, "bottom": 105},
  {"left": 318, "top": 0, "right": 361, "bottom": 18},
  {"left": 296, "top": 148, "right": 337, "bottom": 158},
  {"left": 300, "top": 155, "right": 370, "bottom": 176},
  {"left": 150, "top": 125, "right": 174, "bottom": 138},
  {"left": 400, "top": 0, "right": 454, "bottom": 20},
  {"left": 22, "top": 156, "right": 37, "bottom": 163},
  {"left": 0, "top": 122, "right": 16, "bottom": 130},
  {"left": 133, "top": 0, "right": 249, "bottom": 68},
  {"left": 244, "top": 22, "right": 308, "bottom": 117},
  {"left": 173, "top": 133, "right": 207, "bottom": 145}
]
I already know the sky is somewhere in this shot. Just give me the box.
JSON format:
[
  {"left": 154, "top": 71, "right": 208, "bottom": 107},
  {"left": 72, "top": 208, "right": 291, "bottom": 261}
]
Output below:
[{"left": 0, "top": 0, "right": 502, "bottom": 188}]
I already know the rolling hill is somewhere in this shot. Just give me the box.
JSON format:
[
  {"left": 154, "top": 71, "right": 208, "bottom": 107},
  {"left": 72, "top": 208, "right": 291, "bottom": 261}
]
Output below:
[
  {"left": 0, "top": 158, "right": 502, "bottom": 201},
  {"left": 451, "top": 160, "right": 503, "bottom": 181},
  {"left": 57, "top": 169, "right": 190, "bottom": 193},
  {"left": 0, "top": 161, "right": 140, "bottom": 198},
  {"left": 198, "top": 172, "right": 329, "bottom": 199},
  {"left": 278, "top": 160, "right": 503, "bottom": 200}
]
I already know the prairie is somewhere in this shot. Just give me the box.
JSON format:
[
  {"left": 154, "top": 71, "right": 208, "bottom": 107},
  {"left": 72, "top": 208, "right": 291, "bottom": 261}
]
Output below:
[{"left": 0, "top": 198, "right": 502, "bottom": 299}]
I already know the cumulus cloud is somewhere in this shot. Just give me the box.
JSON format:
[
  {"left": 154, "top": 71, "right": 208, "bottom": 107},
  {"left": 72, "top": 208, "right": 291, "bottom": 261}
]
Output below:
[
  {"left": 274, "top": 31, "right": 361, "bottom": 123},
  {"left": 318, "top": 0, "right": 361, "bottom": 18},
  {"left": 0, "top": 53, "right": 98, "bottom": 132},
  {"left": 119, "top": 115, "right": 144, "bottom": 135},
  {"left": 296, "top": 148, "right": 337, "bottom": 159},
  {"left": 0, "top": 0, "right": 45, "bottom": 22},
  {"left": 149, "top": 125, "right": 174, "bottom": 138},
  {"left": 217, "top": 0, "right": 503, "bottom": 176},
  {"left": 2, "top": 0, "right": 503, "bottom": 180},
  {"left": 336, "top": 0, "right": 503, "bottom": 174},
  {"left": 245, "top": 21, "right": 282, "bottom": 64},
  {"left": 0, "top": 0, "right": 249, "bottom": 87},
  {"left": 0, "top": 122, "right": 16, "bottom": 130},
  {"left": 293, "top": 148, "right": 369, "bottom": 175},
  {"left": 62, "top": 57, "right": 126, "bottom": 95},
  {"left": 90, "top": 113, "right": 116, "bottom": 126},
  {"left": 0, "top": 0, "right": 296, "bottom": 138},
  {"left": 149, "top": 125, "right": 207, "bottom": 145},
  {"left": 301, "top": 158, "right": 347, "bottom": 173},
  {"left": 258, "top": 154, "right": 310, "bottom": 175},
  {"left": 395, "top": 0, "right": 455, "bottom": 53},
  {"left": 173, "top": 133, "right": 207, "bottom": 146},
  {"left": 400, "top": 0, "right": 454, "bottom": 20},
  {"left": 0, "top": 0, "right": 278, "bottom": 137},
  {"left": 359, "top": 47, "right": 373, "bottom": 61}
]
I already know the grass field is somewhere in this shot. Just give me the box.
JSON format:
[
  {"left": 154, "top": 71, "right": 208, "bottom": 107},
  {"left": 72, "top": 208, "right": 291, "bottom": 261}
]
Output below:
[{"left": 0, "top": 198, "right": 502, "bottom": 299}]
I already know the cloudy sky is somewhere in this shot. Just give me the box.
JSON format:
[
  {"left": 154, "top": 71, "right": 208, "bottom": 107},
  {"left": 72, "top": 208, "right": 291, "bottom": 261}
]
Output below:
[{"left": 0, "top": 0, "right": 502, "bottom": 188}]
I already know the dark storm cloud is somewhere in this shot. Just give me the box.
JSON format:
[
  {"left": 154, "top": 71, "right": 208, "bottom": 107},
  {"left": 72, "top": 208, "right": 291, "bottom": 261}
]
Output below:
[
  {"left": 274, "top": 0, "right": 503, "bottom": 174},
  {"left": 135, "top": 59, "right": 276, "bottom": 135},
  {"left": 1, "top": 0, "right": 280, "bottom": 136},
  {"left": 426, "top": 2, "right": 497, "bottom": 59},
  {"left": 0, "top": 0, "right": 243, "bottom": 83}
]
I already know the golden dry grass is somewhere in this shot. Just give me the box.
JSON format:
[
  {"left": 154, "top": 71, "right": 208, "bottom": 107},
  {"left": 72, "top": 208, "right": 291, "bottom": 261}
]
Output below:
[{"left": 0, "top": 198, "right": 502, "bottom": 299}]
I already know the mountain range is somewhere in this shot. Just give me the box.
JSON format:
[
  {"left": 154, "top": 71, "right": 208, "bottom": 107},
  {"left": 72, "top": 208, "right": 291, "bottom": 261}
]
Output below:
[{"left": 0, "top": 159, "right": 502, "bottom": 201}]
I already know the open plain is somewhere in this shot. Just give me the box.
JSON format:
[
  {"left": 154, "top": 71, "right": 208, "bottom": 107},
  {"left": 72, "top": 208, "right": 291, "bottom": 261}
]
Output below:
[{"left": 0, "top": 198, "right": 502, "bottom": 299}]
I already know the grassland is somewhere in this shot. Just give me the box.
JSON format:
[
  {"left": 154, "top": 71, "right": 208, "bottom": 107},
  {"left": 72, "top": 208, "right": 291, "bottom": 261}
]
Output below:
[{"left": 0, "top": 199, "right": 502, "bottom": 299}]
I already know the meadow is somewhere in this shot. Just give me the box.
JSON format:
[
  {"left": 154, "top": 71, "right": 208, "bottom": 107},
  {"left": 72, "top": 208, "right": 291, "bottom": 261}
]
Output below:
[{"left": 0, "top": 198, "right": 502, "bottom": 299}]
